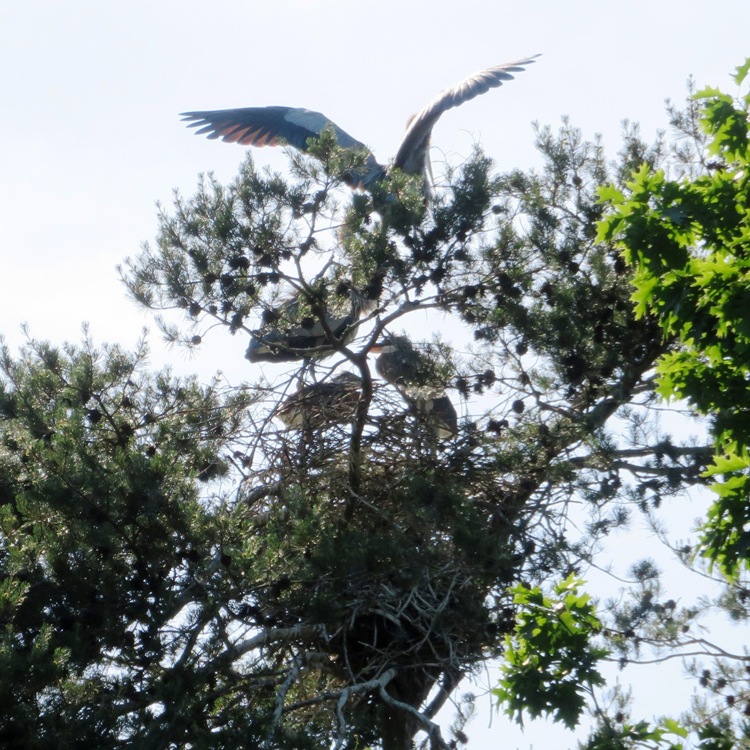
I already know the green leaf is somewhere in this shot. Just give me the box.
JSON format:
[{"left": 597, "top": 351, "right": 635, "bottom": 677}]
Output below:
[
  {"left": 734, "top": 57, "right": 750, "bottom": 86},
  {"left": 495, "top": 579, "right": 607, "bottom": 730},
  {"left": 662, "top": 718, "right": 689, "bottom": 739},
  {"left": 705, "top": 452, "right": 750, "bottom": 476}
]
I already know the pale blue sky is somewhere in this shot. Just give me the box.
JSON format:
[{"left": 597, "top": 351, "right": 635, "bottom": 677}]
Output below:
[{"left": 1, "top": 2, "right": 748, "bottom": 746}]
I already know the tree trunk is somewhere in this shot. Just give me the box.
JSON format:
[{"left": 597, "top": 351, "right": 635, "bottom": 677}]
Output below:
[{"left": 378, "top": 669, "right": 434, "bottom": 750}]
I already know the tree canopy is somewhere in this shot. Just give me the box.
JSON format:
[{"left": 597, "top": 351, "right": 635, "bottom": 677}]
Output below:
[
  {"left": 600, "top": 59, "right": 750, "bottom": 582},
  {"left": 1, "top": 63, "right": 749, "bottom": 749}
]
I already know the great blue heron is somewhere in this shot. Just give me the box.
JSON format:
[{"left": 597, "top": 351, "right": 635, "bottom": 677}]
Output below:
[
  {"left": 182, "top": 56, "right": 539, "bottom": 192},
  {"left": 372, "top": 335, "right": 447, "bottom": 396},
  {"left": 275, "top": 372, "right": 362, "bottom": 430},
  {"left": 417, "top": 394, "right": 458, "bottom": 441},
  {"left": 246, "top": 285, "right": 376, "bottom": 362},
  {"left": 372, "top": 335, "right": 458, "bottom": 439}
]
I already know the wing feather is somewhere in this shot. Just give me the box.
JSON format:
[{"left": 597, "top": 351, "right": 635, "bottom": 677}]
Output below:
[
  {"left": 182, "top": 106, "right": 362, "bottom": 149},
  {"left": 181, "top": 106, "right": 385, "bottom": 186},
  {"left": 393, "top": 55, "right": 540, "bottom": 174}
]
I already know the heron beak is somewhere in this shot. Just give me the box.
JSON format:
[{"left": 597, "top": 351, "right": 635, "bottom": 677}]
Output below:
[{"left": 369, "top": 339, "right": 392, "bottom": 354}]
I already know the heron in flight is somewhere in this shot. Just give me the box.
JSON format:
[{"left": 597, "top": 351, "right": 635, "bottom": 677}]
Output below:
[{"left": 182, "top": 56, "right": 539, "bottom": 192}]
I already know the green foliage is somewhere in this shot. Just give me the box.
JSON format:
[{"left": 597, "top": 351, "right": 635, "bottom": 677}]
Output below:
[
  {"left": 599, "top": 58, "right": 750, "bottom": 578},
  {"left": 0, "top": 333, "right": 267, "bottom": 747},
  {"left": 493, "top": 576, "right": 608, "bottom": 729},
  {"left": 7, "top": 79, "right": 750, "bottom": 748},
  {"left": 581, "top": 717, "right": 689, "bottom": 750},
  {"left": 582, "top": 715, "right": 746, "bottom": 750},
  {"left": 115, "top": 119, "right": 727, "bottom": 748}
]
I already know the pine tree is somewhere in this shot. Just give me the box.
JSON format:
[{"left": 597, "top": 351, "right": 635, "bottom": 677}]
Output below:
[{"left": 1, "top": 76, "right": 748, "bottom": 748}]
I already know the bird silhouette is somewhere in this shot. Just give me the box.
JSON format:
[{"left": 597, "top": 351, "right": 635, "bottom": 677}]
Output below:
[
  {"left": 372, "top": 335, "right": 458, "bottom": 440},
  {"left": 275, "top": 372, "right": 362, "bottom": 430},
  {"left": 246, "top": 285, "right": 376, "bottom": 363}
]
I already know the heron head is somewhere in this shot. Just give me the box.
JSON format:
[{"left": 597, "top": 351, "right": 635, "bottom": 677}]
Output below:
[
  {"left": 336, "top": 281, "right": 378, "bottom": 318},
  {"left": 370, "top": 334, "right": 411, "bottom": 356}
]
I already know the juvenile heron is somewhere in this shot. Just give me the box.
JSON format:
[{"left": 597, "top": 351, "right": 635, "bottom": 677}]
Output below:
[
  {"left": 246, "top": 286, "right": 376, "bottom": 363},
  {"left": 182, "top": 56, "right": 539, "bottom": 192},
  {"left": 372, "top": 335, "right": 458, "bottom": 440},
  {"left": 275, "top": 372, "right": 362, "bottom": 430}
]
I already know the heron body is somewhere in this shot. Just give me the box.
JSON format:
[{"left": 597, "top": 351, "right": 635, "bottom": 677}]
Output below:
[
  {"left": 276, "top": 372, "right": 362, "bottom": 429},
  {"left": 416, "top": 394, "right": 458, "bottom": 440},
  {"left": 246, "top": 303, "right": 357, "bottom": 363},
  {"left": 374, "top": 336, "right": 446, "bottom": 399},
  {"left": 182, "top": 56, "right": 538, "bottom": 192},
  {"left": 246, "top": 286, "right": 376, "bottom": 363},
  {"left": 373, "top": 335, "right": 457, "bottom": 440}
]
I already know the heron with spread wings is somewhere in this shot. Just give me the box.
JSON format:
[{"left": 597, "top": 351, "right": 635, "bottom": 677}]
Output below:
[{"left": 182, "top": 56, "right": 539, "bottom": 192}]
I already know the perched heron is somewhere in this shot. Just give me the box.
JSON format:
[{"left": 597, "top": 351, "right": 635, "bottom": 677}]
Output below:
[
  {"left": 373, "top": 335, "right": 447, "bottom": 398},
  {"left": 416, "top": 394, "right": 458, "bottom": 441},
  {"left": 246, "top": 285, "right": 376, "bottom": 363},
  {"left": 182, "top": 56, "right": 539, "bottom": 192},
  {"left": 275, "top": 372, "right": 362, "bottom": 430},
  {"left": 372, "top": 335, "right": 458, "bottom": 440}
]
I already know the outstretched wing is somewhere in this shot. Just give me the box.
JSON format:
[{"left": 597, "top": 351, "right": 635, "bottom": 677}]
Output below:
[
  {"left": 181, "top": 106, "right": 385, "bottom": 187},
  {"left": 393, "top": 55, "right": 540, "bottom": 175}
]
